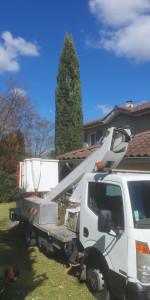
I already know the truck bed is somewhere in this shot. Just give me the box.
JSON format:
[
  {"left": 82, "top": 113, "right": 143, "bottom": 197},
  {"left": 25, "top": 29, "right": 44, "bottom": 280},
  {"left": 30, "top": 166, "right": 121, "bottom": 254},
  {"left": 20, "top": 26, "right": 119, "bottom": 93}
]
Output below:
[{"left": 10, "top": 208, "right": 77, "bottom": 243}]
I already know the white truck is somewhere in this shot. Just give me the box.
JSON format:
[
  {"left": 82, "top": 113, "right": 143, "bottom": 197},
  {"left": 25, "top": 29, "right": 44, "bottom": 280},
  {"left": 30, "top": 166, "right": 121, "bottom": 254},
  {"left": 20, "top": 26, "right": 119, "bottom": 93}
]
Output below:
[{"left": 10, "top": 127, "right": 150, "bottom": 300}]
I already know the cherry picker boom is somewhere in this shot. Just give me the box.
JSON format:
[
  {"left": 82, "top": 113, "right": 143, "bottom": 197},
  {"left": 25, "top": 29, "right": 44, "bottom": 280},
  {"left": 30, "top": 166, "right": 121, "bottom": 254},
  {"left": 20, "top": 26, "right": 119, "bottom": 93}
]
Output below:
[{"left": 45, "top": 127, "right": 131, "bottom": 202}]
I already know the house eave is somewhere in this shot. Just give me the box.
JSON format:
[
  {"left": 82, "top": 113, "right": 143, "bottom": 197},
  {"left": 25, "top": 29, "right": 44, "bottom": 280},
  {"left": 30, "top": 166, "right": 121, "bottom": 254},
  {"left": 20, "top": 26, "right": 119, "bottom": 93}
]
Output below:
[
  {"left": 102, "top": 110, "right": 119, "bottom": 124},
  {"left": 59, "top": 158, "right": 85, "bottom": 164},
  {"left": 58, "top": 156, "right": 150, "bottom": 164},
  {"left": 123, "top": 156, "right": 150, "bottom": 160}
]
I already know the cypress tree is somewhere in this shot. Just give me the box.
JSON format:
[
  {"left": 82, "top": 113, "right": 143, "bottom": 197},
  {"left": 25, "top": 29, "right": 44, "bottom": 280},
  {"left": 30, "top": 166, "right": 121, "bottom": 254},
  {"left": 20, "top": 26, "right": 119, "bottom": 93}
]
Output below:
[{"left": 55, "top": 33, "right": 84, "bottom": 156}]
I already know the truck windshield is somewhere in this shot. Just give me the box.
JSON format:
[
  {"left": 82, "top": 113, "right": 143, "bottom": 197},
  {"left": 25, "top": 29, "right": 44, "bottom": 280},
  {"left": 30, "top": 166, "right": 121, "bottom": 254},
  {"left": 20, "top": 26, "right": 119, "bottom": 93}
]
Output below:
[{"left": 128, "top": 181, "right": 150, "bottom": 228}]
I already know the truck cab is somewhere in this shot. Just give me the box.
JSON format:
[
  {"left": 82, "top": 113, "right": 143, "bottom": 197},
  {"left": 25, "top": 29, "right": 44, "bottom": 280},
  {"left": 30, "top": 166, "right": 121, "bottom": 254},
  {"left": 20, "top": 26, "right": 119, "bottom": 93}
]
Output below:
[{"left": 80, "top": 171, "right": 150, "bottom": 299}]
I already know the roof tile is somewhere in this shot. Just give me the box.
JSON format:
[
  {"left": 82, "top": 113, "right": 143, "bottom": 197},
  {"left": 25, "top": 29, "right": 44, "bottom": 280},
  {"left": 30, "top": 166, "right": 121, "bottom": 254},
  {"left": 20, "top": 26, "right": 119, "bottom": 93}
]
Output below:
[
  {"left": 57, "top": 131, "right": 150, "bottom": 160},
  {"left": 84, "top": 102, "right": 150, "bottom": 127},
  {"left": 84, "top": 117, "right": 104, "bottom": 127}
]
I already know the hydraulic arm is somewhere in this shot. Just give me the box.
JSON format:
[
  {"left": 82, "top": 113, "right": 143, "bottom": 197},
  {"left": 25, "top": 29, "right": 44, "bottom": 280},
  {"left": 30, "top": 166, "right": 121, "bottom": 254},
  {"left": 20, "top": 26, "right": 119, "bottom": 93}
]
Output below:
[{"left": 45, "top": 127, "right": 131, "bottom": 203}]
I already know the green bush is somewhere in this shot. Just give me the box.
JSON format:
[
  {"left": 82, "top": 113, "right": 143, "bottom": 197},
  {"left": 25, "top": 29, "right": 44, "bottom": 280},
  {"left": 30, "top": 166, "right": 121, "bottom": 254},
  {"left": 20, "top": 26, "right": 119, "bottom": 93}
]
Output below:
[{"left": 0, "top": 170, "right": 22, "bottom": 203}]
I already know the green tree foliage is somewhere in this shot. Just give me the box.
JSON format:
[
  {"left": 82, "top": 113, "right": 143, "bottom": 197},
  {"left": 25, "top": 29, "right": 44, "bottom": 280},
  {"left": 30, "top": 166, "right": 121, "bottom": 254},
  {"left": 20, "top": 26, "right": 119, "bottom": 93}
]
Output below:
[
  {"left": 55, "top": 33, "right": 84, "bottom": 156},
  {"left": 0, "top": 171, "right": 21, "bottom": 203},
  {"left": 48, "top": 149, "right": 56, "bottom": 159},
  {"left": 0, "top": 130, "right": 25, "bottom": 202},
  {"left": 16, "top": 129, "right": 25, "bottom": 161},
  {"left": 0, "top": 130, "right": 25, "bottom": 174}
]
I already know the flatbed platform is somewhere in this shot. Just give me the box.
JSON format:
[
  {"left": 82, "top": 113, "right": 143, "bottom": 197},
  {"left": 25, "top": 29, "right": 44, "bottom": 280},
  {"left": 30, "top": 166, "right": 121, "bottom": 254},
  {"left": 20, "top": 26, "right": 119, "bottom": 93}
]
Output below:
[{"left": 9, "top": 208, "right": 77, "bottom": 243}]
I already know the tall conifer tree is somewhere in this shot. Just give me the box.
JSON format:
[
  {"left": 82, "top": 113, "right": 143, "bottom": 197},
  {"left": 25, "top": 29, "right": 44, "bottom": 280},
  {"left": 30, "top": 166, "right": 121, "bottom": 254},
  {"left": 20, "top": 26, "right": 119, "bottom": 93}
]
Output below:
[{"left": 55, "top": 33, "right": 84, "bottom": 156}]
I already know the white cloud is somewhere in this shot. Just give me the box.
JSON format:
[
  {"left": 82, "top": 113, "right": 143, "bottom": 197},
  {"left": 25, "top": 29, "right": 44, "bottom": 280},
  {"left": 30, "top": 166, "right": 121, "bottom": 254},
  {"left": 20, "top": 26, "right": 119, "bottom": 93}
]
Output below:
[
  {"left": 96, "top": 104, "right": 112, "bottom": 114},
  {"left": 89, "top": 0, "right": 150, "bottom": 27},
  {"left": 0, "top": 31, "right": 39, "bottom": 74},
  {"left": 88, "top": 0, "right": 150, "bottom": 62}
]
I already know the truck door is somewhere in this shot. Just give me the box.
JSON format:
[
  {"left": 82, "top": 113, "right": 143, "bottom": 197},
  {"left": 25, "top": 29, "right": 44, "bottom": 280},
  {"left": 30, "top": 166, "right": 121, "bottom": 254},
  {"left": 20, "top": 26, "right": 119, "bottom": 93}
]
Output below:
[{"left": 80, "top": 180, "right": 127, "bottom": 290}]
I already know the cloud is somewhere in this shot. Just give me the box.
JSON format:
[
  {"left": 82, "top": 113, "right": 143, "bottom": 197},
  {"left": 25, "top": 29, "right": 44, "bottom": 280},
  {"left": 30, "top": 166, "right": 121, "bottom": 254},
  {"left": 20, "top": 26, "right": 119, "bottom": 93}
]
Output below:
[
  {"left": 88, "top": 0, "right": 150, "bottom": 62},
  {"left": 96, "top": 104, "right": 112, "bottom": 114},
  {"left": 0, "top": 31, "right": 39, "bottom": 74}
]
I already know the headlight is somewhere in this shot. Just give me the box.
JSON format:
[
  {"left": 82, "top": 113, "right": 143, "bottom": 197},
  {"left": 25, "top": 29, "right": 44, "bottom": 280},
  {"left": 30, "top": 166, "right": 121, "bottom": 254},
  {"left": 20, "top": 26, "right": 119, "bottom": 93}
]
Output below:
[{"left": 136, "top": 241, "right": 150, "bottom": 283}]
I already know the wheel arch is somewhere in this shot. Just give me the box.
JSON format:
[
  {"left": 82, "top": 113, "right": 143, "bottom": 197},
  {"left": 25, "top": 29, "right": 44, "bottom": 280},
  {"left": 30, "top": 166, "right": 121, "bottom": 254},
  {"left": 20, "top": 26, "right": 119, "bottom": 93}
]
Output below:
[
  {"left": 85, "top": 246, "right": 113, "bottom": 269},
  {"left": 84, "top": 246, "right": 113, "bottom": 290}
]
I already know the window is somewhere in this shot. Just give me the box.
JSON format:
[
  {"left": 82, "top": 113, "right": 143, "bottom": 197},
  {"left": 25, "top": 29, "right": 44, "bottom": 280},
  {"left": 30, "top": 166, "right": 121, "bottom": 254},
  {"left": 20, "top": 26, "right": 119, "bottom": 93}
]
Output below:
[
  {"left": 91, "top": 133, "right": 96, "bottom": 146},
  {"left": 90, "top": 130, "right": 102, "bottom": 146},
  {"left": 88, "top": 182, "right": 124, "bottom": 230},
  {"left": 128, "top": 181, "right": 150, "bottom": 228},
  {"left": 83, "top": 133, "right": 87, "bottom": 147},
  {"left": 96, "top": 130, "right": 102, "bottom": 144}
]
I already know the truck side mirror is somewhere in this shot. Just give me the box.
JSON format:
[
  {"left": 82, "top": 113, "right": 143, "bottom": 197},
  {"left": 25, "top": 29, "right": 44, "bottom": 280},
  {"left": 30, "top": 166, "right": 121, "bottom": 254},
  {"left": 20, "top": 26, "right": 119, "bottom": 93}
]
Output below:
[{"left": 98, "top": 210, "right": 112, "bottom": 233}]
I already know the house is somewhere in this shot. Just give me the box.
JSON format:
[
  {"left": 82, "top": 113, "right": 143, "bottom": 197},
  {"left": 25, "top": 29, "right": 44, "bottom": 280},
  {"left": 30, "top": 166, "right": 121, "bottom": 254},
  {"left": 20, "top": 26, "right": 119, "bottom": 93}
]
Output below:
[
  {"left": 84, "top": 100, "right": 150, "bottom": 147},
  {"left": 57, "top": 101, "right": 150, "bottom": 176}
]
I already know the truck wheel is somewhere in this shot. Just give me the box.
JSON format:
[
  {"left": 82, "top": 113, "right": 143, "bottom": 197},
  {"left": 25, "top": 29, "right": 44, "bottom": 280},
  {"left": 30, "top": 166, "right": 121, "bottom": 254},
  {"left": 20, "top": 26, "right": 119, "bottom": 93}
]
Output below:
[
  {"left": 25, "top": 232, "right": 36, "bottom": 247},
  {"left": 87, "top": 265, "right": 110, "bottom": 300}
]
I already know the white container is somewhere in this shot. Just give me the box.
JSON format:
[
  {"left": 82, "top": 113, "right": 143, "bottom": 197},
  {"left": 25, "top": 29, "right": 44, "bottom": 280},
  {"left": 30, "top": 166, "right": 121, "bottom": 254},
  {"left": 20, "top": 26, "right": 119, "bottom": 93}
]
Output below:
[{"left": 19, "top": 158, "right": 59, "bottom": 192}]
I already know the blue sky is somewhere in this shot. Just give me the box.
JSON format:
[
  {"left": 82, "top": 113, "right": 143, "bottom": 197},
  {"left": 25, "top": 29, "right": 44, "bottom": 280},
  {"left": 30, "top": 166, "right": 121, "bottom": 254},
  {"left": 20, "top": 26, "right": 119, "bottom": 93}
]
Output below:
[{"left": 1, "top": 0, "right": 150, "bottom": 123}]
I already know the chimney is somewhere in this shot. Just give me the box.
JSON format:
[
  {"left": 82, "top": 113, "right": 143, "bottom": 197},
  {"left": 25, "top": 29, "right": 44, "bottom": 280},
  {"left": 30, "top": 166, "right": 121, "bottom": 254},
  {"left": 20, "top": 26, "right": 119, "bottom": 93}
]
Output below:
[{"left": 126, "top": 100, "right": 134, "bottom": 108}]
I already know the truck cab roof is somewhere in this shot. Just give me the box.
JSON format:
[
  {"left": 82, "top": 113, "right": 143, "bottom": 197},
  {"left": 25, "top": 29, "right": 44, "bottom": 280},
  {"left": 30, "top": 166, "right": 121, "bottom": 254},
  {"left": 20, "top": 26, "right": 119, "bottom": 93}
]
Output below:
[{"left": 84, "top": 170, "right": 150, "bottom": 184}]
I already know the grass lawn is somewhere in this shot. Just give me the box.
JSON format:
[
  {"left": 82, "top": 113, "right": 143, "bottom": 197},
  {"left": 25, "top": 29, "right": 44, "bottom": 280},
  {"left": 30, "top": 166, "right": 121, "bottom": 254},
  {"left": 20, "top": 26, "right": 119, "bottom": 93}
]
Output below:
[{"left": 0, "top": 202, "right": 95, "bottom": 300}]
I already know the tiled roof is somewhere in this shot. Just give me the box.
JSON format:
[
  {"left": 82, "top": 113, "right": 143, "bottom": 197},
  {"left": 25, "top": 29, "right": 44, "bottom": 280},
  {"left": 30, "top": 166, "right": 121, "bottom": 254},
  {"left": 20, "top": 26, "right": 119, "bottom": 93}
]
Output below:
[
  {"left": 84, "top": 117, "right": 104, "bottom": 127},
  {"left": 57, "top": 131, "right": 150, "bottom": 160},
  {"left": 125, "top": 131, "right": 150, "bottom": 157},
  {"left": 84, "top": 102, "right": 150, "bottom": 127},
  {"left": 57, "top": 144, "right": 98, "bottom": 160},
  {"left": 115, "top": 102, "right": 150, "bottom": 113}
]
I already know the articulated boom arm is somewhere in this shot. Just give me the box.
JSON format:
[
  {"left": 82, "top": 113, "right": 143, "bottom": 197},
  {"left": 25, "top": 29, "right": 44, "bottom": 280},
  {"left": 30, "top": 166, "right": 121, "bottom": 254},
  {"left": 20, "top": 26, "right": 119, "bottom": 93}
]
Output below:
[{"left": 45, "top": 127, "right": 131, "bottom": 203}]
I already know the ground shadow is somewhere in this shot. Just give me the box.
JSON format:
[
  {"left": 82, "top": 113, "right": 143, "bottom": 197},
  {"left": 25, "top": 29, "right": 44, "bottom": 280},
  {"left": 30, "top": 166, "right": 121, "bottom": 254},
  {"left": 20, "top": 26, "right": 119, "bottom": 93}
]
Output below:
[
  {"left": 0, "top": 224, "right": 48, "bottom": 300},
  {"left": 39, "top": 245, "right": 81, "bottom": 279}
]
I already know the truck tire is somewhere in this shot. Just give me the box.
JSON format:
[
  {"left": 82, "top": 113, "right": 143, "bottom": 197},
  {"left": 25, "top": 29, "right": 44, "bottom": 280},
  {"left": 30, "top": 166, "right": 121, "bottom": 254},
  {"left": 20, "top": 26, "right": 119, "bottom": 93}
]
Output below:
[{"left": 86, "top": 262, "right": 111, "bottom": 300}]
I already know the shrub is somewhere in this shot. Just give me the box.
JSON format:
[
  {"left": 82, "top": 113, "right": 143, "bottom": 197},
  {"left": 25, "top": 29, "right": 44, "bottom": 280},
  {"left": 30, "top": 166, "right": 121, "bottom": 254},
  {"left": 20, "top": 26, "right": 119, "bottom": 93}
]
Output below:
[{"left": 0, "top": 171, "right": 22, "bottom": 203}]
